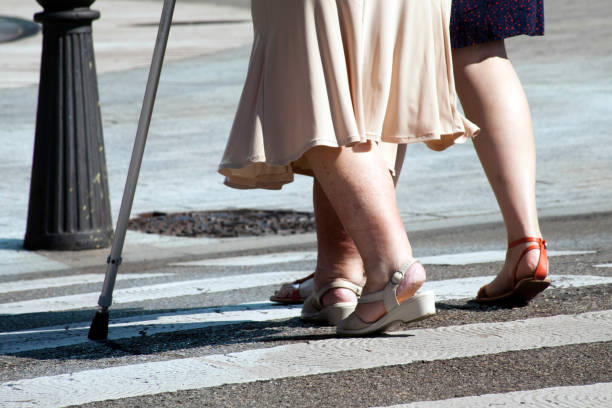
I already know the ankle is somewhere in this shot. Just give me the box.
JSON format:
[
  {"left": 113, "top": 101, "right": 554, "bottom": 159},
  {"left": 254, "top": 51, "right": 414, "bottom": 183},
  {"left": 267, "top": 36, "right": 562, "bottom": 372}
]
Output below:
[
  {"left": 362, "top": 259, "right": 424, "bottom": 294},
  {"left": 321, "top": 288, "right": 358, "bottom": 307},
  {"left": 314, "top": 267, "right": 365, "bottom": 288},
  {"left": 507, "top": 233, "right": 543, "bottom": 247}
]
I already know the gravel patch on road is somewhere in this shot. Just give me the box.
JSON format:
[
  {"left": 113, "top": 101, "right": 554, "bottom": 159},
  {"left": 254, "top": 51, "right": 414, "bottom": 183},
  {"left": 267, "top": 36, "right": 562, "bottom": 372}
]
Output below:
[{"left": 128, "top": 210, "right": 315, "bottom": 238}]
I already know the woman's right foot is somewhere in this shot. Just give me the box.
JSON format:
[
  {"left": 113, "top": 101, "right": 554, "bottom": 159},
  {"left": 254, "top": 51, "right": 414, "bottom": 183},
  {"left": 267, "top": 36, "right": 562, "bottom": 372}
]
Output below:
[
  {"left": 354, "top": 260, "right": 426, "bottom": 324},
  {"left": 475, "top": 237, "right": 550, "bottom": 304},
  {"left": 337, "top": 259, "right": 436, "bottom": 336}
]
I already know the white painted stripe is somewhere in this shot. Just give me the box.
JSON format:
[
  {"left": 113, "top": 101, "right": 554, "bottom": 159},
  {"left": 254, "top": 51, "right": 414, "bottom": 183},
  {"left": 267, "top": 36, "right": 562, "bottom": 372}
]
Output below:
[
  {"left": 171, "top": 251, "right": 317, "bottom": 267},
  {"left": 1, "top": 311, "right": 610, "bottom": 408},
  {"left": 171, "top": 250, "right": 594, "bottom": 267},
  {"left": 422, "top": 274, "right": 612, "bottom": 301},
  {"left": 0, "top": 303, "right": 301, "bottom": 354},
  {"left": 594, "top": 263, "right": 612, "bottom": 268},
  {"left": 420, "top": 250, "right": 594, "bottom": 265},
  {"left": 387, "top": 382, "right": 612, "bottom": 407},
  {"left": 0, "top": 273, "right": 174, "bottom": 294},
  {"left": 0, "top": 271, "right": 311, "bottom": 315}
]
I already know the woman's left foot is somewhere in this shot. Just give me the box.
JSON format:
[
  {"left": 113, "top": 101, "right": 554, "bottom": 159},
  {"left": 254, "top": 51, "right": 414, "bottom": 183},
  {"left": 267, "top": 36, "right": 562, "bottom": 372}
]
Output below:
[
  {"left": 475, "top": 237, "right": 550, "bottom": 305},
  {"left": 270, "top": 274, "right": 314, "bottom": 304},
  {"left": 301, "top": 280, "right": 362, "bottom": 325}
]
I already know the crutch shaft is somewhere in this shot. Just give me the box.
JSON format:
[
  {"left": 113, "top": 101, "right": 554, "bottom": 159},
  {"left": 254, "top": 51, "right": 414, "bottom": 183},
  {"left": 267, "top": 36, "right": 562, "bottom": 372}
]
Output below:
[{"left": 96, "top": 0, "right": 176, "bottom": 310}]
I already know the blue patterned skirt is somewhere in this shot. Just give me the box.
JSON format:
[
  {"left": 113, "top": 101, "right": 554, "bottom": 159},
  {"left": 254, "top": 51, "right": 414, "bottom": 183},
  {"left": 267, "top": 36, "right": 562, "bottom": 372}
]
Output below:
[{"left": 450, "top": 0, "right": 544, "bottom": 49}]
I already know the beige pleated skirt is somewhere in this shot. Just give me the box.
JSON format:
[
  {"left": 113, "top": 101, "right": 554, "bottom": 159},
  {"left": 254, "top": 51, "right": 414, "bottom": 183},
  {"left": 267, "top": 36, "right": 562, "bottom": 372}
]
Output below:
[{"left": 219, "top": 0, "right": 478, "bottom": 190}]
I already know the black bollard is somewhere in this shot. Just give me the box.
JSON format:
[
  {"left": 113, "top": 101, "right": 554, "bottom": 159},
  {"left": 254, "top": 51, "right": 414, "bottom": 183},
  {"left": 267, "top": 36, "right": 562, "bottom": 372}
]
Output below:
[{"left": 25, "top": 0, "right": 113, "bottom": 250}]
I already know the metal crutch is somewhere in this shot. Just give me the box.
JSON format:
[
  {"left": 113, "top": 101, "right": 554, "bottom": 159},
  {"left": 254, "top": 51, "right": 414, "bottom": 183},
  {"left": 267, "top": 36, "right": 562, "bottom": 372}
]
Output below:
[{"left": 88, "top": 0, "right": 177, "bottom": 340}]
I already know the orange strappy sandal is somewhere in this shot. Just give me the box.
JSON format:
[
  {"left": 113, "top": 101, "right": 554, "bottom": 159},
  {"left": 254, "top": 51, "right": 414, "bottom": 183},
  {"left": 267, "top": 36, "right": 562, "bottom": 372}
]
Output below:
[{"left": 475, "top": 237, "right": 550, "bottom": 304}]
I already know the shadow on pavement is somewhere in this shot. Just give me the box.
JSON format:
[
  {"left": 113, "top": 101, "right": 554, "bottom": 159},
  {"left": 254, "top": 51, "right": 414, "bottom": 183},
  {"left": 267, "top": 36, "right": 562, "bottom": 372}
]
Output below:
[
  {"left": 0, "top": 16, "right": 40, "bottom": 43},
  {"left": 0, "top": 238, "right": 24, "bottom": 251},
  {"left": 2, "top": 285, "right": 610, "bottom": 361}
]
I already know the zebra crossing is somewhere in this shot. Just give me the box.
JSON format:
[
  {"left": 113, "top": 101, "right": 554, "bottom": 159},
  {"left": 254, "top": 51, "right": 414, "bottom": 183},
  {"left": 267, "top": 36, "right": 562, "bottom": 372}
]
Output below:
[
  {"left": 1, "top": 247, "right": 611, "bottom": 407},
  {"left": 389, "top": 383, "right": 612, "bottom": 407}
]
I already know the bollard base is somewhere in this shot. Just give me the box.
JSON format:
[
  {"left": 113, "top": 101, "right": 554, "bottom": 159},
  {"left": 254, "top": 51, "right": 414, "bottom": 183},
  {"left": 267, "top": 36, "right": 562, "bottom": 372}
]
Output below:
[
  {"left": 87, "top": 309, "right": 109, "bottom": 341},
  {"left": 24, "top": 229, "right": 113, "bottom": 251}
]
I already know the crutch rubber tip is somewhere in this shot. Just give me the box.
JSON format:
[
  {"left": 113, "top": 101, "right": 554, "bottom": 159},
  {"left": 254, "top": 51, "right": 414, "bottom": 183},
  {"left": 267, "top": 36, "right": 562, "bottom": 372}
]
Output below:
[{"left": 88, "top": 310, "right": 109, "bottom": 340}]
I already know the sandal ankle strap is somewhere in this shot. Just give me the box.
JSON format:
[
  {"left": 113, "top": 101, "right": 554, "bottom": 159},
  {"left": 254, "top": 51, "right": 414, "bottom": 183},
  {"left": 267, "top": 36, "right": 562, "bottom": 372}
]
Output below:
[
  {"left": 359, "top": 257, "right": 419, "bottom": 312},
  {"left": 508, "top": 236, "right": 547, "bottom": 249},
  {"left": 508, "top": 237, "right": 549, "bottom": 284},
  {"left": 310, "top": 279, "right": 363, "bottom": 309}
]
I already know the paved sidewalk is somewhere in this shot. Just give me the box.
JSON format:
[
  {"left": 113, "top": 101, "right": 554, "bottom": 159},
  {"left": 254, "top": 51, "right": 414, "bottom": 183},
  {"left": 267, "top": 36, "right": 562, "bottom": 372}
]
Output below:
[
  {"left": 0, "top": 0, "right": 258, "bottom": 276},
  {"left": 1, "top": 0, "right": 611, "bottom": 276},
  {"left": 0, "top": 0, "right": 253, "bottom": 89}
]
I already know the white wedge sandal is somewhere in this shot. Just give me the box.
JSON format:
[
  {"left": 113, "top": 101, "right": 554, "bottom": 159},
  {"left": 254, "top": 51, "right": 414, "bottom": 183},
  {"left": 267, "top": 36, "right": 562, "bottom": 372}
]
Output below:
[
  {"left": 336, "top": 258, "right": 436, "bottom": 336},
  {"left": 300, "top": 279, "right": 363, "bottom": 326}
]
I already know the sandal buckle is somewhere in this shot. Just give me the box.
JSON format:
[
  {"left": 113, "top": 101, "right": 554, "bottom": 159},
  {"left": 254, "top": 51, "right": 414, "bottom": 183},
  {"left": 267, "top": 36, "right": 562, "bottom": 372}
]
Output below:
[{"left": 391, "top": 271, "right": 404, "bottom": 284}]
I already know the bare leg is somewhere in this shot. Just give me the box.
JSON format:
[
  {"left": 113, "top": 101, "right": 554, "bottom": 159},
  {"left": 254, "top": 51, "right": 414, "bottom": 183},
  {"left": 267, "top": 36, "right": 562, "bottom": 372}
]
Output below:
[
  {"left": 312, "top": 144, "right": 407, "bottom": 307},
  {"left": 270, "top": 180, "right": 364, "bottom": 304},
  {"left": 304, "top": 142, "right": 425, "bottom": 323},
  {"left": 452, "top": 40, "right": 544, "bottom": 296},
  {"left": 313, "top": 179, "right": 365, "bottom": 305}
]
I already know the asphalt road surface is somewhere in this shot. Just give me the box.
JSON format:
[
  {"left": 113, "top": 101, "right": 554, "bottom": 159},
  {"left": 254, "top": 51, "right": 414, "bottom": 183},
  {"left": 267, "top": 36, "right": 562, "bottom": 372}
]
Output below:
[{"left": 1, "top": 212, "right": 611, "bottom": 407}]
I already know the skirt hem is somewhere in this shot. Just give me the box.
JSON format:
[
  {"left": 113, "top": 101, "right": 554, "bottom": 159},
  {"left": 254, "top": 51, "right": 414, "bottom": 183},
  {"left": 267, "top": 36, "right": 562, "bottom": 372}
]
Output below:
[{"left": 218, "top": 126, "right": 477, "bottom": 190}]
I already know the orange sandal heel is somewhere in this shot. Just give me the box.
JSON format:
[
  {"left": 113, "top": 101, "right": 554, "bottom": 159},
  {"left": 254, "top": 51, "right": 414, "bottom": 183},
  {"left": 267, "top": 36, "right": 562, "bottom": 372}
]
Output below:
[{"left": 475, "top": 237, "right": 550, "bottom": 305}]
